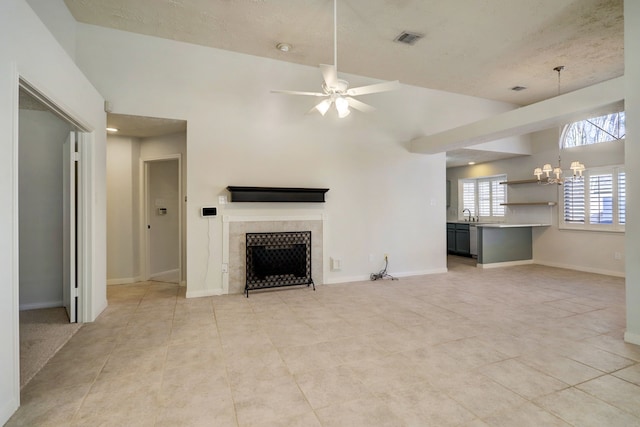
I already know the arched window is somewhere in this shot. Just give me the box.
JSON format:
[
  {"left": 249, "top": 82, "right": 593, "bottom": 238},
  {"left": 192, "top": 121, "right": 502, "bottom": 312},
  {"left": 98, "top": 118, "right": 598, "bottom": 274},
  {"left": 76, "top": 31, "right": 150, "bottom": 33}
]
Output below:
[{"left": 561, "top": 111, "right": 625, "bottom": 148}]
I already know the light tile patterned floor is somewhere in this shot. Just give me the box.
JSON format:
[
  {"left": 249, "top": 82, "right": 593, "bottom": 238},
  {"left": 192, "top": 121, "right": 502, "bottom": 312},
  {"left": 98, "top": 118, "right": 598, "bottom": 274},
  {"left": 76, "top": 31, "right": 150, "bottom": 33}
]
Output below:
[{"left": 7, "top": 259, "right": 640, "bottom": 426}]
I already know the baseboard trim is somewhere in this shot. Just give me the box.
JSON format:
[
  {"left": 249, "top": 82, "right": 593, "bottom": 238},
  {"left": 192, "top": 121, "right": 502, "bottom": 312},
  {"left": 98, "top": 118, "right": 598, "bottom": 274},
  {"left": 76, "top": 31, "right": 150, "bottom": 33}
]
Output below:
[
  {"left": 19, "top": 301, "right": 63, "bottom": 311},
  {"left": 149, "top": 269, "right": 179, "bottom": 280},
  {"left": 324, "top": 267, "right": 448, "bottom": 285},
  {"left": 624, "top": 331, "right": 640, "bottom": 346},
  {"left": 107, "top": 276, "right": 141, "bottom": 285},
  {"left": 477, "top": 260, "right": 533, "bottom": 269},
  {"left": 534, "top": 260, "right": 625, "bottom": 278}
]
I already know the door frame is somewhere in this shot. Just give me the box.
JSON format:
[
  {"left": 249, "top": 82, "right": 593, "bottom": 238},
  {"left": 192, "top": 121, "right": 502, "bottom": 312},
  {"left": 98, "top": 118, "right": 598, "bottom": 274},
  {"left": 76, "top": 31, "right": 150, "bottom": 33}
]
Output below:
[
  {"left": 17, "top": 79, "right": 92, "bottom": 323},
  {"left": 139, "top": 154, "right": 183, "bottom": 284}
]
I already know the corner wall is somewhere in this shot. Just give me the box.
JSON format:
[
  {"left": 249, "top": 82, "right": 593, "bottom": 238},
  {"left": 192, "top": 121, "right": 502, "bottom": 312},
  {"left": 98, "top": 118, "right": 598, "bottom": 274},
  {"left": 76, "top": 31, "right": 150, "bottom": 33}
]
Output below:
[
  {"left": 106, "top": 135, "right": 139, "bottom": 283},
  {"left": 0, "top": 0, "right": 106, "bottom": 422}
]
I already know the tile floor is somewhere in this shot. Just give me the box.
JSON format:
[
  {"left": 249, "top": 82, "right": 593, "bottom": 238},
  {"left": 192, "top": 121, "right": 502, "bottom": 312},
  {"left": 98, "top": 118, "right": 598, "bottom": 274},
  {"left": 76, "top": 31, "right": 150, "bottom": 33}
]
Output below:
[{"left": 7, "top": 258, "right": 640, "bottom": 426}]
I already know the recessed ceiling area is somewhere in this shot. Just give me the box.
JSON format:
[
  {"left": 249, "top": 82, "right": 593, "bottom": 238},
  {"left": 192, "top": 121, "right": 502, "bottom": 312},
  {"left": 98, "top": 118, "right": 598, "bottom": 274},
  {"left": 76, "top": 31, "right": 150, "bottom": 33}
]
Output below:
[
  {"left": 446, "top": 149, "right": 528, "bottom": 169},
  {"left": 106, "top": 114, "right": 186, "bottom": 138}
]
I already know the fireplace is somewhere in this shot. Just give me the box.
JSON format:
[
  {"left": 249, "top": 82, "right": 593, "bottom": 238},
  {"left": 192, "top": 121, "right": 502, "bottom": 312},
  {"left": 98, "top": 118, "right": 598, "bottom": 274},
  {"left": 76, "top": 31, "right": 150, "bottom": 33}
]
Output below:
[{"left": 245, "top": 231, "right": 314, "bottom": 297}]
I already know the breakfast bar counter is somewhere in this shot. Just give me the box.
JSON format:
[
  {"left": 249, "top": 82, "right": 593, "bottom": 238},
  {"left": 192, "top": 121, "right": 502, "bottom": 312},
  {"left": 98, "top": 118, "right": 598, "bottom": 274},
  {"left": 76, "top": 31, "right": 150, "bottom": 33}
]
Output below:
[{"left": 475, "top": 223, "right": 550, "bottom": 267}]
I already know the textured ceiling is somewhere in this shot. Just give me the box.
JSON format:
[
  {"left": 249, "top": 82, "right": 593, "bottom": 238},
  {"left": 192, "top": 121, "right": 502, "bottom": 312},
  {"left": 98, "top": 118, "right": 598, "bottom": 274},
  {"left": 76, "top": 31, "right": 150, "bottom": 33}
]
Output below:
[
  {"left": 62, "top": 0, "right": 624, "bottom": 166},
  {"left": 63, "top": 0, "right": 624, "bottom": 106}
]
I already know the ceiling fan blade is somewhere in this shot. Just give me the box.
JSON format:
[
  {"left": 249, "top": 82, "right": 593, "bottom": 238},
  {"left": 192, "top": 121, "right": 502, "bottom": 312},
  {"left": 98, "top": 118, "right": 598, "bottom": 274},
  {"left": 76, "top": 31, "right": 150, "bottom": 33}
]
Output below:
[
  {"left": 320, "top": 64, "right": 338, "bottom": 88},
  {"left": 346, "top": 80, "right": 400, "bottom": 97},
  {"left": 346, "top": 97, "right": 375, "bottom": 113},
  {"left": 271, "top": 89, "right": 326, "bottom": 97}
]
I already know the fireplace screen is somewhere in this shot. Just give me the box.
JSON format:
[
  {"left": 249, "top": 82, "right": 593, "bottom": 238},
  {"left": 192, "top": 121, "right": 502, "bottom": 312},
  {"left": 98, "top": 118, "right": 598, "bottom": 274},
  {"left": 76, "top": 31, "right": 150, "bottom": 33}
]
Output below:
[{"left": 245, "top": 231, "right": 314, "bottom": 297}]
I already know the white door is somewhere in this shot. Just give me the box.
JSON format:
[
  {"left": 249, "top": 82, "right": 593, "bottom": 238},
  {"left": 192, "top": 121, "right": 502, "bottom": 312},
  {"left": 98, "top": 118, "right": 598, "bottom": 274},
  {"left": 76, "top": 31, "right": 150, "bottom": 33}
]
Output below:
[{"left": 63, "top": 131, "right": 77, "bottom": 322}]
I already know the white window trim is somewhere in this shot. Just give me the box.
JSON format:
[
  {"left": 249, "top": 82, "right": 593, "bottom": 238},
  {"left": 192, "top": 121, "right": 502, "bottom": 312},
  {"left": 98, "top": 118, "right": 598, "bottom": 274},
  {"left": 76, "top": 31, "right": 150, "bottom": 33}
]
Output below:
[
  {"left": 560, "top": 165, "right": 625, "bottom": 233},
  {"left": 458, "top": 175, "right": 507, "bottom": 221}
]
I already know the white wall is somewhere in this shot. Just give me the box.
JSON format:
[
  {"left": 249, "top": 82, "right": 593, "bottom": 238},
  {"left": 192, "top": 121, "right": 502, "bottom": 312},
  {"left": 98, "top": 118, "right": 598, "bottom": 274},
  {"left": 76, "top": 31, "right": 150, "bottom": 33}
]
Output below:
[
  {"left": 624, "top": 0, "right": 640, "bottom": 345},
  {"left": 106, "top": 135, "right": 138, "bottom": 283},
  {"left": 19, "top": 109, "right": 72, "bottom": 310},
  {"left": 25, "top": 0, "right": 77, "bottom": 61},
  {"left": 75, "top": 24, "right": 519, "bottom": 296},
  {"left": 447, "top": 127, "right": 625, "bottom": 277},
  {"left": 0, "top": 1, "right": 106, "bottom": 422}
]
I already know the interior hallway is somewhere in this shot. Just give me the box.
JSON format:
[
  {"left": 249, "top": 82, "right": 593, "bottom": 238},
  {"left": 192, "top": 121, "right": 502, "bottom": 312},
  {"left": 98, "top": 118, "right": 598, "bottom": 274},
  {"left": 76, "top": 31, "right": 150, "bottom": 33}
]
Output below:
[{"left": 7, "top": 262, "right": 640, "bottom": 426}]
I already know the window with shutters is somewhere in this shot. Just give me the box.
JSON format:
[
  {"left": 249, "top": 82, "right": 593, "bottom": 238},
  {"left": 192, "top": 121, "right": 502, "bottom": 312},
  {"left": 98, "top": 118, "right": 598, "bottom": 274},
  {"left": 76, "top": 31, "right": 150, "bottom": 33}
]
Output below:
[
  {"left": 459, "top": 175, "right": 506, "bottom": 220},
  {"left": 561, "top": 166, "right": 625, "bottom": 231}
]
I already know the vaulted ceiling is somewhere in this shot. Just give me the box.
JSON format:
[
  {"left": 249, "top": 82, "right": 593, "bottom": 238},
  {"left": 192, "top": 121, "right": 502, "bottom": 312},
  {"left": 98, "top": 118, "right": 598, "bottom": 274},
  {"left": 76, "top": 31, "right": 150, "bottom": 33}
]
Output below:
[
  {"left": 64, "top": 0, "right": 623, "bottom": 106},
  {"left": 62, "top": 0, "right": 624, "bottom": 166}
]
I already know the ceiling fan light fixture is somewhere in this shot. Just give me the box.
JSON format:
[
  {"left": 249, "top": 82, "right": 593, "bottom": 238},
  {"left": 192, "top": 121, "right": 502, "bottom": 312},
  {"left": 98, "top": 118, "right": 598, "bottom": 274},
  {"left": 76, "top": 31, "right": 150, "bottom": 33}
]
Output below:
[
  {"left": 270, "top": 0, "right": 399, "bottom": 118},
  {"left": 335, "top": 96, "right": 350, "bottom": 118},
  {"left": 338, "top": 108, "right": 351, "bottom": 119},
  {"left": 315, "top": 99, "right": 332, "bottom": 116}
]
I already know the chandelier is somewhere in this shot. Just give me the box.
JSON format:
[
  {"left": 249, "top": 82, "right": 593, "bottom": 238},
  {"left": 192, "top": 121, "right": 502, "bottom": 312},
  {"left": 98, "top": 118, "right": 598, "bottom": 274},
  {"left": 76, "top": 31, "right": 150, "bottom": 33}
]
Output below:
[{"left": 533, "top": 66, "right": 585, "bottom": 185}]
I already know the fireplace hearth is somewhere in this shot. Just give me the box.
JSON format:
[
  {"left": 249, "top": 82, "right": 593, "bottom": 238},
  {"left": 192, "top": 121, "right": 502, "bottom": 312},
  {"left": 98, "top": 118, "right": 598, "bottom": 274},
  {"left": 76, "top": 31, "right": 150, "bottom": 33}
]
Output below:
[{"left": 245, "top": 231, "right": 314, "bottom": 297}]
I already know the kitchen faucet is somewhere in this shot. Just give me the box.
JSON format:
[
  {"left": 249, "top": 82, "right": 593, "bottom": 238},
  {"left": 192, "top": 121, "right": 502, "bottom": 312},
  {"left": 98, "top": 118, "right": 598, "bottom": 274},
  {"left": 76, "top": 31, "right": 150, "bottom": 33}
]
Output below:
[{"left": 462, "top": 208, "right": 471, "bottom": 222}]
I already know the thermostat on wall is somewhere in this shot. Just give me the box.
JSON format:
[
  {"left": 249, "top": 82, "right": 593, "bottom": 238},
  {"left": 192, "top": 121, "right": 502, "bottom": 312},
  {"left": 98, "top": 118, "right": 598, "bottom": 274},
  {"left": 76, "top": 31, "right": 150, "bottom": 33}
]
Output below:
[{"left": 201, "top": 207, "right": 217, "bottom": 217}]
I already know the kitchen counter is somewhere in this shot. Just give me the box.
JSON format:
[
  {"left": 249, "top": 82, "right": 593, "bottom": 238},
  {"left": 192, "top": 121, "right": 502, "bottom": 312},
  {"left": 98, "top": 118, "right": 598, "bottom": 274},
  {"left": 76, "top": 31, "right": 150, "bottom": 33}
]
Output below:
[
  {"left": 476, "top": 224, "right": 549, "bottom": 267},
  {"left": 476, "top": 223, "right": 550, "bottom": 228}
]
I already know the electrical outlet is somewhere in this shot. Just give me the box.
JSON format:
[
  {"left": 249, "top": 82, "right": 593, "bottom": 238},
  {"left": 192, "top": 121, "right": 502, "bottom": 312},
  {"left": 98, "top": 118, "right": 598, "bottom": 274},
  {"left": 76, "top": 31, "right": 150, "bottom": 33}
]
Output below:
[
  {"left": 384, "top": 253, "right": 389, "bottom": 260},
  {"left": 330, "top": 257, "right": 342, "bottom": 271},
  {"left": 614, "top": 252, "right": 622, "bottom": 260}
]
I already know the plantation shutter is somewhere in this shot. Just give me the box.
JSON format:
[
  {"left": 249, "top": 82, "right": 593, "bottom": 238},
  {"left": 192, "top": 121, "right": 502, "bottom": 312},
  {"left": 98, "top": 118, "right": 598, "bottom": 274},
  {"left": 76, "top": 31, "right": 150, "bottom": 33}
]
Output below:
[
  {"left": 589, "top": 174, "right": 614, "bottom": 224},
  {"left": 563, "top": 178, "right": 585, "bottom": 223},
  {"left": 492, "top": 180, "right": 505, "bottom": 216},
  {"left": 478, "top": 180, "right": 491, "bottom": 216},
  {"left": 462, "top": 181, "right": 476, "bottom": 216},
  {"left": 618, "top": 171, "right": 626, "bottom": 225}
]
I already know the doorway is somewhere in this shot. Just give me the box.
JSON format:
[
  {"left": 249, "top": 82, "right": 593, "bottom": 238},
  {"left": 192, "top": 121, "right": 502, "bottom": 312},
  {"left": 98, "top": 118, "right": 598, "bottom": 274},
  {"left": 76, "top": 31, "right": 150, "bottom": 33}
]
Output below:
[
  {"left": 105, "top": 113, "right": 187, "bottom": 288},
  {"left": 17, "top": 84, "right": 87, "bottom": 386},
  {"left": 144, "top": 158, "right": 181, "bottom": 283}
]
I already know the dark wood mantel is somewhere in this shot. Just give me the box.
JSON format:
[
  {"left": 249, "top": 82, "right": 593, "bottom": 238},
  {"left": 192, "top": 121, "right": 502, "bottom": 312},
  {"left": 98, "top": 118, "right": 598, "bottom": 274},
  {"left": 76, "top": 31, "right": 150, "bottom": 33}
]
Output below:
[{"left": 226, "top": 186, "right": 329, "bottom": 203}]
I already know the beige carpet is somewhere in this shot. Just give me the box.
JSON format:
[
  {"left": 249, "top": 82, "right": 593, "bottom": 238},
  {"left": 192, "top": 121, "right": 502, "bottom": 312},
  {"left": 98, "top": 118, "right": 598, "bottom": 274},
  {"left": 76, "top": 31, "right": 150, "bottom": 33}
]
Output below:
[{"left": 19, "top": 307, "right": 82, "bottom": 388}]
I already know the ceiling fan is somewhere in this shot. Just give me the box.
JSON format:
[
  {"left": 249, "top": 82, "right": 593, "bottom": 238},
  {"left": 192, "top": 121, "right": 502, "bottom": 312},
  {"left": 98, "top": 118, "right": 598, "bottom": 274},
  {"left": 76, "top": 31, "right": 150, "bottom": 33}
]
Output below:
[{"left": 271, "top": 0, "right": 400, "bottom": 118}]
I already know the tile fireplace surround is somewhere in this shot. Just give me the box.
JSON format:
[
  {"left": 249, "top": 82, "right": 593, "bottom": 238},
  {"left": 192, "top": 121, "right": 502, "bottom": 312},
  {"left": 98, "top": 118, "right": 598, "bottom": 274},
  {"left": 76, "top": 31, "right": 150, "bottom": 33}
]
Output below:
[{"left": 223, "top": 215, "right": 324, "bottom": 295}]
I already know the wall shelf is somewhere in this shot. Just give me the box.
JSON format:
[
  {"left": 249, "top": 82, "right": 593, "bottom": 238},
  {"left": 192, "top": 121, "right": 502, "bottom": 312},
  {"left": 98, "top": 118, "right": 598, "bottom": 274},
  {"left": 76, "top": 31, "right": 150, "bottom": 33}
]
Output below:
[
  {"left": 501, "top": 202, "right": 556, "bottom": 206},
  {"left": 499, "top": 179, "right": 540, "bottom": 185}
]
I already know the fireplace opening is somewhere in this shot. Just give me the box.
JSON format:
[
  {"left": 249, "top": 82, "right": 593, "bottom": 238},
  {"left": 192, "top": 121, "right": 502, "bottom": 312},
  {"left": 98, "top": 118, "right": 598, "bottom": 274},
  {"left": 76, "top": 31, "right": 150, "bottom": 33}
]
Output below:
[{"left": 245, "top": 231, "right": 314, "bottom": 297}]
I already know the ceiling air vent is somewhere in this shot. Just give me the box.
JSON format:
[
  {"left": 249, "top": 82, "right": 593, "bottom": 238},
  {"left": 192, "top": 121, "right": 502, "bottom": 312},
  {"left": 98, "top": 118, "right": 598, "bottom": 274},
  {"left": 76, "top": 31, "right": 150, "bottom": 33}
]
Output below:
[{"left": 394, "top": 31, "right": 424, "bottom": 45}]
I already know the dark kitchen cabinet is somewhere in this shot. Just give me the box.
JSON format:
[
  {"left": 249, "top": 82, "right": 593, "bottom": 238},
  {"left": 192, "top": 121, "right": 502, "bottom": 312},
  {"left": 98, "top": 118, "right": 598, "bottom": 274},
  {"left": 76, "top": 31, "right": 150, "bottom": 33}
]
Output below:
[{"left": 447, "top": 223, "right": 471, "bottom": 256}]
